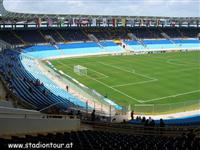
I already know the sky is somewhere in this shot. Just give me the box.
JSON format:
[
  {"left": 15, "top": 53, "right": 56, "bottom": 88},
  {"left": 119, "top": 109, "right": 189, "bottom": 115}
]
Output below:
[{"left": 3, "top": 0, "right": 200, "bottom": 17}]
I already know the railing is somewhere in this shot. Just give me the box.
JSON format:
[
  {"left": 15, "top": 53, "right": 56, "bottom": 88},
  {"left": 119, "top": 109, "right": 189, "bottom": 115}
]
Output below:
[
  {"left": 160, "top": 32, "right": 178, "bottom": 45},
  {"left": 127, "top": 33, "right": 147, "bottom": 48},
  {"left": 87, "top": 34, "right": 104, "bottom": 48},
  {"left": 0, "top": 111, "right": 78, "bottom": 120}
]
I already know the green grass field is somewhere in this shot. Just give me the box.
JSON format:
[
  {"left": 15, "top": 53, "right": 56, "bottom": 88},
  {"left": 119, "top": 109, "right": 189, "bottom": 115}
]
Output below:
[{"left": 49, "top": 51, "right": 200, "bottom": 113}]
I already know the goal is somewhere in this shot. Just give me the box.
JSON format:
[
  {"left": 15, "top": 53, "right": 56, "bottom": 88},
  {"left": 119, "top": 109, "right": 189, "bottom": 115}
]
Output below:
[{"left": 74, "top": 65, "right": 87, "bottom": 76}]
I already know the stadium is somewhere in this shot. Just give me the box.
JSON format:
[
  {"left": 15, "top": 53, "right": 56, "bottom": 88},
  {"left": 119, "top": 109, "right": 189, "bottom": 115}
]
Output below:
[{"left": 0, "top": 0, "right": 200, "bottom": 149}]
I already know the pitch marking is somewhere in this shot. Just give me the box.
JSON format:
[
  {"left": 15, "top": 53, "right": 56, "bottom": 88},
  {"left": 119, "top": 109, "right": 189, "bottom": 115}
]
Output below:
[
  {"left": 166, "top": 59, "right": 196, "bottom": 66},
  {"left": 142, "top": 89, "right": 200, "bottom": 103},
  {"left": 85, "top": 75, "right": 143, "bottom": 103},
  {"left": 87, "top": 67, "right": 109, "bottom": 78},
  {"left": 56, "top": 61, "right": 109, "bottom": 79},
  {"left": 112, "top": 79, "right": 158, "bottom": 88},
  {"left": 98, "top": 61, "right": 157, "bottom": 80},
  {"left": 153, "top": 67, "right": 200, "bottom": 75}
]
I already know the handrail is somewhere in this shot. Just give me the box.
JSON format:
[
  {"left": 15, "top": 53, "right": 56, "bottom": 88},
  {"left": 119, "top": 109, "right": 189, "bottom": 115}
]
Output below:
[
  {"left": 0, "top": 111, "right": 78, "bottom": 120},
  {"left": 39, "top": 102, "right": 63, "bottom": 112}
]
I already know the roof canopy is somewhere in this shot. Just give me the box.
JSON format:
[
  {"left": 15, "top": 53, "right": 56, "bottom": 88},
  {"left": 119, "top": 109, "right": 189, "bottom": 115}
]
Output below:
[
  {"left": 0, "top": 0, "right": 199, "bottom": 28},
  {"left": 0, "top": 0, "right": 199, "bottom": 21}
]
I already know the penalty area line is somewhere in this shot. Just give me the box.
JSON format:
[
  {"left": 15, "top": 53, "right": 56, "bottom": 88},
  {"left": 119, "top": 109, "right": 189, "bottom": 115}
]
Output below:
[
  {"left": 98, "top": 61, "right": 157, "bottom": 80},
  {"left": 85, "top": 75, "right": 143, "bottom": 103},
  {"left": 87, "top": 68, "right": 109, "bottom": 78}
]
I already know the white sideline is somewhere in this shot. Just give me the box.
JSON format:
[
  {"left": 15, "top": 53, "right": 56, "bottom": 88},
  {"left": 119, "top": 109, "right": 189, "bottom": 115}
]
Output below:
[
  {"left": 142, "top": 89, "right": 200, "bottom": 103},
  {"left": 111, "top": 79, "right": 158, "bottom": 88},
  {"left": 56, "top": 61, "right": 72, "bottom": 70},
  {"left": 166, "top": 59, "right": 195, "bottom": 66},
  {"left": 153, "top": 67, "right": 200, "bottom": 75},
  {"left": 98, "top": 61, "right": 157, "bottom": 80},
  {"left": 85, "top": 75, "right": 143, "bottom": 103},
  {"left": 94, "top": 76, "right": 109, "bottom": 79}
]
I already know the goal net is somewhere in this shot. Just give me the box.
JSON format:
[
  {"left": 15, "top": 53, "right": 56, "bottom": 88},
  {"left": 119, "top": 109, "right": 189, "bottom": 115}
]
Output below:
[{"left": 74, "top": 65, "right": 87, "bottom": 76}]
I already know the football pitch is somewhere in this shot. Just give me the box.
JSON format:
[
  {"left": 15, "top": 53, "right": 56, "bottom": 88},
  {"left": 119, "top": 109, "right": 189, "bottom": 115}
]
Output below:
[{"left": 49, "top": 51, "right": 200, "bottom": 112}]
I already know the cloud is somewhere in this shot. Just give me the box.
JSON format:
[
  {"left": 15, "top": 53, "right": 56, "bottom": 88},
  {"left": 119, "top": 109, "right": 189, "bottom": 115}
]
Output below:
[{"left": 2, "top": 0, "right": 199, "bottom": 17}]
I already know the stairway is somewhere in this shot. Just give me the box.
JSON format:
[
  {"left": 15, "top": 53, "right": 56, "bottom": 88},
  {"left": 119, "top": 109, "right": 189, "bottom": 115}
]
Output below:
[
  {"left": 80, "top": 29, "right": 90, "bottom": 40},
  {"left": 176, "top": 28, "right": 185, "bottom": 39},
  {"left": 106, "top": 29, "right": 112, "bottom": 39},
  {"left": 38, "top": 30, "right": 65, "bottom": 55},
  {"left": 56, "top": 30, "right": 66, "bottom": 42},
  {"left": 11, "top": 31, "right": 26, "bottom": 45},
  {"left": 147, "top": 28, "right": 158, "bottom": 39},
  {"left": 87, "top": 34, "right": 104, "bottom": 48},
  {"left": 127, "top": 33, "right": 147, "bottom": 48},
  {"left": 158, "top": 28, "right": 177, "bottom": 44},
  {"left": 38, "top": 30, "right": 48, "bottom": 43},
  {"left": 160, "top": 32, "right": 176, "bottom": 44}
]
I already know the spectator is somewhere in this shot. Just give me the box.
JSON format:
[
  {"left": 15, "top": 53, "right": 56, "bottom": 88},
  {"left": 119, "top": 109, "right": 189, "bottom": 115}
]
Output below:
[
  {"left": 131, "top": 110, "right": 134, "bottom": 120},
  {"left": 66, "top": 85, "right": 69, "bottom": 92},
  {"left": 43, "top": 89, "right": 49, "bottom": 96},
  {"left": 91, "top": 110, "right": 96, "bottom": 121},
  {"left": 150, "top": 119, "right": 155, "bottom": 127},
  {"left": 160, "top": 118, "right": 165, "bottom": 127},
  {"left": 123, "top": 119, "right": 126, "bottom": 123},
  {"left": 148, "top": 117, "right": 152, "bottom": 122},
  {"left": 34, "top": 79, "right": 41, "bottom": 86},
  {"left": 77, "top": 110, "right": 82, "bottom": 119},
  {"left": 144, "top": 119, "right": 149, "bottom": 126},
  {"left": 141, "top": 116, "right": 146, "bottom": 123}
]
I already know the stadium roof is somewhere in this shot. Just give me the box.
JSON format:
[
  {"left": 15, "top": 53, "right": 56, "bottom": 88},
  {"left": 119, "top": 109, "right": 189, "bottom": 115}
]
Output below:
[{"left": 0, "top": 0, "right": 199, "bottom": 22}]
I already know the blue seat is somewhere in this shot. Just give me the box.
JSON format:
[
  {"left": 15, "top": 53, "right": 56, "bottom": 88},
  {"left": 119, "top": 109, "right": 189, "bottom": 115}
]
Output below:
[
  {"left": 0, "top": 50, "right": 83, "bottom": 110},
  {"left": 23, "top": 42, "right": 123, "bottom": 59}
]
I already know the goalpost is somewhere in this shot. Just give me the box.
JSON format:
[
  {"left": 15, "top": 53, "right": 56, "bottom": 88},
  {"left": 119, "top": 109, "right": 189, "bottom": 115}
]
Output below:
[{"left": 74, "top": 65, "right": 87, "bottom": 76}]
